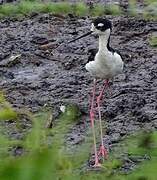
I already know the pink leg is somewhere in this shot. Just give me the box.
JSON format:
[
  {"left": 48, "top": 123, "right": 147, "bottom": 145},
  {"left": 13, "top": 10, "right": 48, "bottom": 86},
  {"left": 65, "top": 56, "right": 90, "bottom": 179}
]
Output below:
[
  {"left": 89, "top": 79, "right": 101, "bottom": 167},
  {"left": 97, "top": 80, "right": 109, "bottom": 161}
]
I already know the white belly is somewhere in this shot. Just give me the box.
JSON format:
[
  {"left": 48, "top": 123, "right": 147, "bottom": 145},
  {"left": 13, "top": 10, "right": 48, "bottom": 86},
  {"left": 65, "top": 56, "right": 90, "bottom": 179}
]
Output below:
[{"left": 85, "top": 51, "right": 123, "bottom": 79}]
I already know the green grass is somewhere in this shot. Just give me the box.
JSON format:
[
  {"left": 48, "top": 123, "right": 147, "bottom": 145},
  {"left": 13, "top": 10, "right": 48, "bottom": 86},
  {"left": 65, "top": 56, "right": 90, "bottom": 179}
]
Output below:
[
  {"left": 91, "top": 4, "right": 104, "bottom": 16},
  {"left": 1, "top": 0, "right": 157, "bottom": 20},
  {"left": 73, "top": 3, "right": 88, "bottom": 16},
  {"left": 144, "top": 0, "right": 157, "bottom": 5},
  {"left": 0, "top": 1, "right": 122, "bottom": 19},
  {"left": 149, "top": 35, "right": 157, "bottom": 47},
  {"left": 128, "top": 0, "right": 157, "bottom": 20},
  {"left": 0, "top": 93, "right": 17, "bottom": 120},
  {"left": 0, "top": 94, "right": 157, "bottom": 179},
  {"left": 128, "top": 0, "right": 139, "bottom": 17},
  {"left": 143, "top": 2, "right": 157, "bottom": 20},
  {"left": 0, "top": 102, "right": 157, "bottom": 180},
  {"left": 0, "top": 96, "right": 157, "bottom": 180},
  {"left": 39, "top": 2, "right": 73, "bottom": 14},
  {"left": 105, "top": 4, "right": 121, "bottom": 16}
]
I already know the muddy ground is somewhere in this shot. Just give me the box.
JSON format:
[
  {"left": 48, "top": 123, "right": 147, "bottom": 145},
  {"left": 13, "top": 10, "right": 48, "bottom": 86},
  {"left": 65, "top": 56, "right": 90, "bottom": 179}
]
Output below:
[{"left": 0, "top": 8, "right": 157, "bottom": 169}]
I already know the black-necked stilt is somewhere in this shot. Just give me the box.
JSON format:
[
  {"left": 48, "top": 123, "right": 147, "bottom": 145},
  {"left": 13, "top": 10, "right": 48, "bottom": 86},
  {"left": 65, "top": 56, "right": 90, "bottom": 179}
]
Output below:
[{"left": 69, "top": 18, "right": 124, "bottom": 167}]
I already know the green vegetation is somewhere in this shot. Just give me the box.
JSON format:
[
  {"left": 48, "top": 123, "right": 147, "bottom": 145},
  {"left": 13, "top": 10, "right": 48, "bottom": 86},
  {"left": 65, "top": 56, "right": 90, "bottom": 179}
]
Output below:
[
  {"left": 0, "top": 93, "right": 17, "bottom": 120},
  {"left": 0, "top": 0, "right": 157, "bottom": 20},
  {"left": 0, "top": 95, "right": 157, "bottom": 179},
  {"left": 120, "top": 131, "right": 157, "bottom": 180},
  {"left": 145, "top": 0, "right": 157, "bottom": 5},
  {"left": 128, "top": 0, "right": 157, "bottom": 20},
  {"left": 149, "top": 35, "right": 157, "bottom": 47},
  {"left": 73, "top": 2, "right": 88, "bottom": 16},
  {"left": 104, "top": 4, "right": 121, "bottom": 16},
  {"left": 143, "top": 2, "right": 157, "bottom": 20},
  {"left": 128, "top": 0, "right": 138, "bottom": 17},
  {"left": 0, "top": 1, "right": 121, "bottom": 19},
  {"left": 91, "top": 4, "right": 121, "bottom": 17}
]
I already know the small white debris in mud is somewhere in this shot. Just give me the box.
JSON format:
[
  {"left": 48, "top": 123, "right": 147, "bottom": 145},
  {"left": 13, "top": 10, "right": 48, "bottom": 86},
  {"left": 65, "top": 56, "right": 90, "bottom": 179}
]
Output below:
[
  {"left": 60, "top": 105, "right": 66, "bottom": 113},
  {"left": 9, "top": 54, "right": 21, "bottom": 61}
]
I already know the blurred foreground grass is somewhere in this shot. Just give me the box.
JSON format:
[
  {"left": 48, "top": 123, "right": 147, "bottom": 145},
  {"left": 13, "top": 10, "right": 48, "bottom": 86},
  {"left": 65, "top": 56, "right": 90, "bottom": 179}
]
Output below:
[{"left": 0, "top": 93, "right": 157, "bottom": 179}]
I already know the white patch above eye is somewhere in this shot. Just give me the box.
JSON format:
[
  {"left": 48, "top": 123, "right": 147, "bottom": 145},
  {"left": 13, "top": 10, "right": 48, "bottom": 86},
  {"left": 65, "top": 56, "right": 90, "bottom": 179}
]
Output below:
[{"left": 97, "top": 23, "right": 104, "bottom": 27}]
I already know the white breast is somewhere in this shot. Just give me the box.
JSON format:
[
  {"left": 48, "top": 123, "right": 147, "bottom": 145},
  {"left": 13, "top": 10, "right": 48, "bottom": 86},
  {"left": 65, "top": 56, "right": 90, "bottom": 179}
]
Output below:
[{"left": 85, "top": 50, "right": 123, "bottom": 79}]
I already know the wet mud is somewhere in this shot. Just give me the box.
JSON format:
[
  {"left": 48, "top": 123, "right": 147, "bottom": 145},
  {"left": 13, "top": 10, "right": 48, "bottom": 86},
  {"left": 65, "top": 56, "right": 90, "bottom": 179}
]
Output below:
[{"left": 0, "top": 11, "right": 157, "bottom": 169}]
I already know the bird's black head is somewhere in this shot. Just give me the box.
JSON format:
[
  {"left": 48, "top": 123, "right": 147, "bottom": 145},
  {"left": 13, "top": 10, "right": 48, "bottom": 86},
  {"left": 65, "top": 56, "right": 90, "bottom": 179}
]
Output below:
[
  {"left": 68, "top": 18, "right": 112, "bottom": 43},
  {"left": 92, "top": 18, "right": 112, "bottom": 32}
]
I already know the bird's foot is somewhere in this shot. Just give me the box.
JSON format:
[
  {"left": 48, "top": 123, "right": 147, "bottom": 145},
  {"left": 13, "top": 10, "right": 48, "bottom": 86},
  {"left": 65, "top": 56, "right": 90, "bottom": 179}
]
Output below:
[
  {"left": 98, "top": 145, "right": 108, "bottom": 159},
  {"left": 92, "top": 154, "right": 102, "bottom": 168},
  {"left": 92, "top": 162, "right": 102, "bottom": 168}
]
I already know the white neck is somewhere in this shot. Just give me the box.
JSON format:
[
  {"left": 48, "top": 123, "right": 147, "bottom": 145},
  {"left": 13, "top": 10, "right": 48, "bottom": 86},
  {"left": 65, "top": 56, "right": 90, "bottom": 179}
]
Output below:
[{"left": 98, "top": 29, "right": 110, "bottom": 52}]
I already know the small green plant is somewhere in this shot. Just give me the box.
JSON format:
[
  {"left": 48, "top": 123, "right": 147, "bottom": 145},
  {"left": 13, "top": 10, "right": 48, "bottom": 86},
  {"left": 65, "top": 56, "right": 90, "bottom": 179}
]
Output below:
[
  {"left": 149, "top": 35, "right": 157, "bottom": 47},
  {"left": 0, "top": 93, "right": 17, "bottom": 120}
]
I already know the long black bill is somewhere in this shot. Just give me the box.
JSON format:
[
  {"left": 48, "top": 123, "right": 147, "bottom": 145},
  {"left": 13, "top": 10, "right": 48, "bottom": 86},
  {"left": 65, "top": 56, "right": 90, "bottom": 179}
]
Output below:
[{"left": 68, "top": 31, "right": 92, "bottom": 43}]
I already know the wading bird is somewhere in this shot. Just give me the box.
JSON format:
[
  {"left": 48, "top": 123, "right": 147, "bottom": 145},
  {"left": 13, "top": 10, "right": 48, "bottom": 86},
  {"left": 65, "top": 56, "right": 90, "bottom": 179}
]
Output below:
[{"left": 69, "top": 18, "right": 124, "bottom": 167}]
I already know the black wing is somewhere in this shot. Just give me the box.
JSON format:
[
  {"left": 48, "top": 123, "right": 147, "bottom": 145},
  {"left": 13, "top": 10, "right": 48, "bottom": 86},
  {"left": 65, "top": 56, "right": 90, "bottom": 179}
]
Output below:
[{"left": 87, "top": 48, "right": 98, "bottom": 63}]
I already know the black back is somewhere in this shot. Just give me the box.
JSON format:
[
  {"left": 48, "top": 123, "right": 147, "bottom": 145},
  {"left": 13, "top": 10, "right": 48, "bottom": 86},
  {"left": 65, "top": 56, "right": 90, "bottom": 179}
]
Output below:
[{"left": 107, "top": 36, "right": 115, "bottom": 54}]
